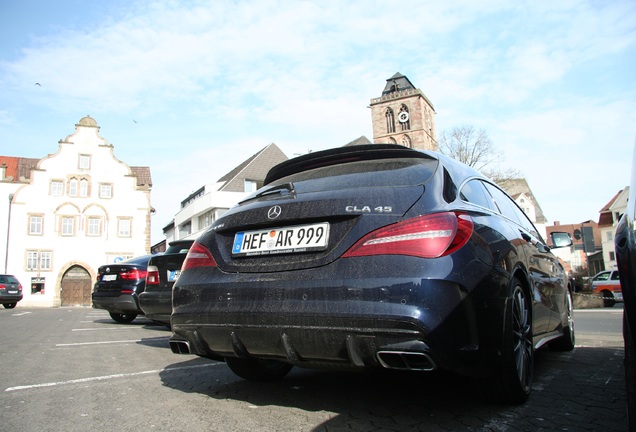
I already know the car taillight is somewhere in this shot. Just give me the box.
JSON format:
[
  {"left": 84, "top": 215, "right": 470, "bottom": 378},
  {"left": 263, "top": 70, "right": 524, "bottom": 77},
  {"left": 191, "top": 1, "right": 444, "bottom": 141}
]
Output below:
[
  {"left": 146, "top": 265, "right": 160, "bottom": 285},
  {"left": 342, "top": 212, "right": 474, "bottom": 259},
  {"left": 181, "top": 241, "right": 217, "bottom": 271},
  {"left": 119, "top": 269, "right": 148, "bottom": 280}
]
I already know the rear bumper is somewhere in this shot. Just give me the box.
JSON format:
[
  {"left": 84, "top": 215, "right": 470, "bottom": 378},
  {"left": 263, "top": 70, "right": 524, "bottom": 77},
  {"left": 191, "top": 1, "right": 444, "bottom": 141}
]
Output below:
[
  {"left": 91, "top": 293, "right": 142, "bottom": 314},
  {"left": 171, "top": 256, "right": 507, "bottom": 377},
  {"left": 0, "top": 294, "right": 23, "bottom": 304},
  {"left": 139, "top": 290, "right": 172, "bottom": 324}
]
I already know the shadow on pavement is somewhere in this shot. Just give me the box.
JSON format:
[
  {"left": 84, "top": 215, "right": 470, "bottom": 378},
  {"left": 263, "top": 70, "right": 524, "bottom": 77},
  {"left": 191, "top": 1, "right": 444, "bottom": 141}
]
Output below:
[{"left": 159, "top": 346, "right": 627, "bottom": 431}]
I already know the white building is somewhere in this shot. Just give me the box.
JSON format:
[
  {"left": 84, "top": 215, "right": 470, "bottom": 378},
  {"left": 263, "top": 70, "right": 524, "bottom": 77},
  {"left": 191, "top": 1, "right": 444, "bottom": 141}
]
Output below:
[
  {"left": 163, "top": 143, "right": 288, "bottom": 243},
  {"left": 598, "top": 187, "right": 629, "bottom": 271},
  {"left": 0, "top": 116, "right": 152, "bottom": 307}
]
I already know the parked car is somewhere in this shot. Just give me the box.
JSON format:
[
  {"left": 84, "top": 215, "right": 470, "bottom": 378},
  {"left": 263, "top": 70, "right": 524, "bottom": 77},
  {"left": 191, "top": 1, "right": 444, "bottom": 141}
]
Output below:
[
  {"left": 614, "top": 137, "right": 636, "bottom": 429},
  {"left": 0, "top": 274, "right": 23, "bottom": 309},
  {"left": 590, "top": 269, "right": 622, "bottom": 307},
  {"left": 169, "top": 144, "right": 574, "bottom": 404},
  {"left": 139, "top": 240, "right": 194, "bottom": 327},
  {"left": 92, "top": 254, "right": 156, "bottom": 323}
]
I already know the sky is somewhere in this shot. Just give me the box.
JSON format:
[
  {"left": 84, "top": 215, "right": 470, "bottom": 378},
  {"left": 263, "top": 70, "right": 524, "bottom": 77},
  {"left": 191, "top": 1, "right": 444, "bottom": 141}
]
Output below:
[{"left": 1, "top": 0, "right": 635, "bottom": 245}]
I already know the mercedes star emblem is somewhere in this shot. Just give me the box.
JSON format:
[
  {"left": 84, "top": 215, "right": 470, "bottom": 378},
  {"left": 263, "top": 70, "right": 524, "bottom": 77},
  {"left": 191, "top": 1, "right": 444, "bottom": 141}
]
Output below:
[{"left": 267, "top": 205, "right": 282, "bottom": 220}]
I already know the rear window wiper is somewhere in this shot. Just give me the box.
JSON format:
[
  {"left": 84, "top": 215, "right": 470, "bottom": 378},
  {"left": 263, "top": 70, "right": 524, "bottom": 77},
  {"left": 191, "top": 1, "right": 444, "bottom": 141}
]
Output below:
[{"left": 239, "top": 182, "right": 295, "bottom": 204}]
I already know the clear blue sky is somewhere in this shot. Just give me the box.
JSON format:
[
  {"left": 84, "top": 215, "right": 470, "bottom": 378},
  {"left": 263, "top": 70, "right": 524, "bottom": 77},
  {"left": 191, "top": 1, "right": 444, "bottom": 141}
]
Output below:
[{"left": 1, "top": 0, "right": 635, "bottom": 244}]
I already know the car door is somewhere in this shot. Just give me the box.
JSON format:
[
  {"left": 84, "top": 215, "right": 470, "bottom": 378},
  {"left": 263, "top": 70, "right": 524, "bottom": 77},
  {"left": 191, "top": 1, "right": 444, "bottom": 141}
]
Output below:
[{"left": 483, "top": 182, "right": 565, "bottom": 335}]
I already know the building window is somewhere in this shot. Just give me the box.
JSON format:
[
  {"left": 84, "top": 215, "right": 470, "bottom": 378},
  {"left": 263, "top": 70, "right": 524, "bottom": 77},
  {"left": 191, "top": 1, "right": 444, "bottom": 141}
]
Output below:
[
  {"left": 68, "top": 178, "right": 78, "bottom": 197},
  {"left": 609, "top": 251, "right": 616, "bottom": 261},
  {"left": 99, "top": 183, "right": 113, "bottom": 199},
  {"left": 0, "top": 166, "right": 5, "bottom": 180},
  {"left": 385, "top": 108, "right": 395, "bottom": 134},
  {"left": 29, "top": 215, "right": 43, "bottom": 235},
  {"left": 244, "top": 180, "right": 258, "bottom": 193},
  {"left": 79, "top": 154, "right": 91, "bottom": 170},
  {"left": 61, "top": 217, "right": 75, "bottom": 236},
  {"left": 118, "top": 218, "right": 132, "bottom": 237},
  {"left": 401, "top": 134, "right": 412, "bottom": 148},
  {"left": 79, "top": 179, "right": 89, "bottom": 197},
  {"left": 179, "top": 221, "right": 191, "bottom": 238},
  {"left": 40, "top": 252, "right": 52, "bottom": 270},
  {"left": 26, "top": 251, "right": 52, "bottom": 271},
  {"left": 398, "top": 105, "right": 410, "bottom": 131},
  {"left": 198, "top": 210, "right": 214, "bottom": 231},
  {"left": 606, "top": 231, "right": 614, "bottom": 242},
  {"left": 50, "top": 180, "right": 64, "bottom": 196},
  {"left": 87, "top": 217, "right": 102, "bottom": 236}
]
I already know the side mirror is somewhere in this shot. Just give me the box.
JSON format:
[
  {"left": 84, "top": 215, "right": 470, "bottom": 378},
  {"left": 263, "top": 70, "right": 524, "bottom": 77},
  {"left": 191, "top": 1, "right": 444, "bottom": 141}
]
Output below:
[{"left": 550, "top": 232, "right": 573, "bottom": 248}]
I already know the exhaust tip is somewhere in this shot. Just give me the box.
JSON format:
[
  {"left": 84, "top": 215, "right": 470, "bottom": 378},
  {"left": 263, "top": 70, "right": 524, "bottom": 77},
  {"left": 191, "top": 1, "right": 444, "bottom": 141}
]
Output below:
[
  {"left": 376, "top": 351, "right": 436, "bottom": 371},
  {"left": 169, "top": 340, "right": 191, "bottom": 355}
]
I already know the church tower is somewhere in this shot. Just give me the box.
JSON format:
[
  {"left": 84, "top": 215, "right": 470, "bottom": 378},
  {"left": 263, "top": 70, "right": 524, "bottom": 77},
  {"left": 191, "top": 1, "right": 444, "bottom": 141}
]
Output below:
[{"left": 370, "top": 72, "right": 437, "bottom": 151}]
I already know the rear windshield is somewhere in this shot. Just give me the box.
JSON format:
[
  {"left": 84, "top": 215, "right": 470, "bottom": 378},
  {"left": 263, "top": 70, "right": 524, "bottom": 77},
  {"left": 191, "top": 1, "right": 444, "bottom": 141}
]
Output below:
[
  {"left": 0, "top": 275, "right": 18, "bottom": 284},
  {"left": 268, "top": 157, "right": 438, "bottom": 194},
  {"left": 165, "top": 243, "right": 193, "bottom": 254}
]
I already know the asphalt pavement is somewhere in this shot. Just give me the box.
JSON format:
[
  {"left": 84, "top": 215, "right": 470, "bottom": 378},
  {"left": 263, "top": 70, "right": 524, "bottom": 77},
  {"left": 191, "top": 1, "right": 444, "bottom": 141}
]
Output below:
[{"left": 0, "top": 306, "right": 628, "bottom": 431}]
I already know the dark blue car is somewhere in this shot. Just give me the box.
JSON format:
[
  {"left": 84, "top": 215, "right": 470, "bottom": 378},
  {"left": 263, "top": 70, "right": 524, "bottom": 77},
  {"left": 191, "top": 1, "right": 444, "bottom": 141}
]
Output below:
[{"left": 170, "top": 144, "right": 574, "bottom": 404}]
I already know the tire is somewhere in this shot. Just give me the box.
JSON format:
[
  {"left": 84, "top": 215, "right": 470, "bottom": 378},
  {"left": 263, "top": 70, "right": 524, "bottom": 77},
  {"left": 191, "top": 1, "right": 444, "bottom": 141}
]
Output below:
[
  {"left": 602, "top": 290, "right": 616, "bottom": 308},
  {"left": 225, "top": 357, "right": 293, "bottom": 382},
  {"left": 3, "top": 303, "right": 17, "bottom": 309},
  {"left": 109, "top": 312, "right": 137, "bottom": 323},
  {"left": 475, "top": 279, "right": 533, "bottom": 404},
  {"left": 549, "top": 289, "right": 575, "bottom": 351},
  {"left": 625, "top": 313, "right": 636, "bottom": 431}
]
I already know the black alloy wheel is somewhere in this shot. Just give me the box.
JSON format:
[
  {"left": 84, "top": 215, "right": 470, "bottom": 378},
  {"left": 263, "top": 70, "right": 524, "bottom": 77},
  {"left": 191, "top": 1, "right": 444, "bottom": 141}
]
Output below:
[
  {"left": 476, "top": 278, "right": 533, "bottom": 404},
  {"left": 109, "top": 312, "right": 137, "bottom": 323},
  {"left": 603, "top": 290, "right": 616, "bottom": 308},
  {"left": 549, "top": 289, "right": 576, "bottom": 351}
]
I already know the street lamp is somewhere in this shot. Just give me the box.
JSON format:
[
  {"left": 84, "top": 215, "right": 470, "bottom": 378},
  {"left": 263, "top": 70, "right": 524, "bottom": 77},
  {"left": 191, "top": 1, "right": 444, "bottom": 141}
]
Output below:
[{"left": 4, "top": 193, "right": 13, "bottom": 273}]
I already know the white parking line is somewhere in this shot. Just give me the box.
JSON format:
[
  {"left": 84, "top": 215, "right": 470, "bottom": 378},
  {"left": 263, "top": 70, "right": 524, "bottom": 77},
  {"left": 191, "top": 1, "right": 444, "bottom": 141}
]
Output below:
[
  {"left": 56, "top": 337, "right": 168, "bottom": 347},
  {"left": 4, "top": 363, "right": 221, "bottom": 392},
  {"left": 72, "top": 326, "right": 139, "bottom": 331}
]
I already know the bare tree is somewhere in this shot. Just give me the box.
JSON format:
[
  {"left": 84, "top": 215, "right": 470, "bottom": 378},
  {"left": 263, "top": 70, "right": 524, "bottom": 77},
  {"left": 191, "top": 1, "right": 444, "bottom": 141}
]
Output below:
[{"left": 438, "top": 125, "right": 522, "bottom": 182}]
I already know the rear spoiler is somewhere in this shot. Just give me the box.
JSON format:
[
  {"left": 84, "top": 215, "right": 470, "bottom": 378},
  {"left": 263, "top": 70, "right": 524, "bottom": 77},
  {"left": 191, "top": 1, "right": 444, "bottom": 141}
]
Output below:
[{"left": 264, "top": 144, "right": 435, "bottom": 185}]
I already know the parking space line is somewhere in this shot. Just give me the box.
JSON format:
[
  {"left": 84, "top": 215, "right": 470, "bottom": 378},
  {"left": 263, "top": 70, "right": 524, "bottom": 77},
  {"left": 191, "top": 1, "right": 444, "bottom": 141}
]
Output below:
[
  {"left": 5, "top": 363, "right": 221, "bottom": 392},
  {"left": 56, "top": 337, "right": 168, "bottom": 347},
  {"left": 72, "top": 326, "right": 139, "bottom": 331}
]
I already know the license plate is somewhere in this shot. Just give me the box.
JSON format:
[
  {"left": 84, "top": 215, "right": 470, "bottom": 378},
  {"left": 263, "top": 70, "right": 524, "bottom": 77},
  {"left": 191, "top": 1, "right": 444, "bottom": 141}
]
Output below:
[
  {"left": 168, "top": 270, "right": 180, "bottom": 282},
  {"left": 232, "top": 222, "right": 330, "bottom": 256},
  {"left": 8, "top": 290, "right": 17, "bottom": 294},
  {"left": 102, "top": 274, "right": 117, "bottom": 281}
]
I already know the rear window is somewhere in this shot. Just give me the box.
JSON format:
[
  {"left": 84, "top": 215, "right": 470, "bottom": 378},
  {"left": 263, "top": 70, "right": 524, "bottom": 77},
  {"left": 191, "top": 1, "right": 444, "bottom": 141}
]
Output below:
[
  {"left": 0, "top": 275, "right": 18, "bottom": 284},
  {"left": 165, "top": 242, "right": 193, "bottom": 254},
  {"left": 268, "top": 158, "right": 438, "bottom": 194}
]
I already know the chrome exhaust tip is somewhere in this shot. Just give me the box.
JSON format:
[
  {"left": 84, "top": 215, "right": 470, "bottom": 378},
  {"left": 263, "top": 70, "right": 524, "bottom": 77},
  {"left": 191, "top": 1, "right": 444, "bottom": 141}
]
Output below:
[
  {"left": 169, "top": 340, "right": 191, "bottom": 355},
  {"left": 376, "top": 351, "right": 436, "bottom": 371}
]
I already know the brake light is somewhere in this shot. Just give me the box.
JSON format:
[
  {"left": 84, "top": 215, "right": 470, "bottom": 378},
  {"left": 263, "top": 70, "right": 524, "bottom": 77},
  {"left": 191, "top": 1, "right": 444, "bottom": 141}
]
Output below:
[
  {"left": 342, "top": 212, "right": 473, "bottom": 259},
  {"left": 119, "top": 269, "right": 147, "bottom": 280},
  {"left": 181, "top": 241, "right": 217, "bottom": 271},
  {"left": 146, "top": 265, "right": 160, "bottom": 285}
]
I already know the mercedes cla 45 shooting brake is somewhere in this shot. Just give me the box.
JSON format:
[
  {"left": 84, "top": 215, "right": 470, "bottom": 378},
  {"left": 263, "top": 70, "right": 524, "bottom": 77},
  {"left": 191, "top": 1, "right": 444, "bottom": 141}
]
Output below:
[{"left": 170, "top": 144, "right": 575, "bottom": 404}]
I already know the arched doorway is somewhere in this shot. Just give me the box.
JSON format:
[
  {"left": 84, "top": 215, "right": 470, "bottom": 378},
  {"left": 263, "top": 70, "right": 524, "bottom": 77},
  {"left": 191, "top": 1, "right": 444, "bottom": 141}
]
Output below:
[{"left": 61, "top": 265, "right": 92, "bottom": 306}]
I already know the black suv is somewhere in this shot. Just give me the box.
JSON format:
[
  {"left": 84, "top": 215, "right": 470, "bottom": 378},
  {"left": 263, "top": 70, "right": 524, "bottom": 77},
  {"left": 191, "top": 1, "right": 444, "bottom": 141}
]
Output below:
[
  {"left": 92, "top": 254, "right": 155, "bottom": 323},
  {"left": 0, "top": 274, "right": 23, "bottom": 309}
]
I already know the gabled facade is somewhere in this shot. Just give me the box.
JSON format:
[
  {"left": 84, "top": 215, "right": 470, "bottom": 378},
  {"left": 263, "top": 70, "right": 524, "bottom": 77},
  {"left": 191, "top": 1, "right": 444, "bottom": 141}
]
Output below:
[
  {"left": 165, "top": 143, "right": 288, "bottom": 243},
  {"left": 0, "top": 116, "right": 152, "bottom": 307},
  {"left": 598, "top": 187, "right": 629, "bottom": 271}
]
